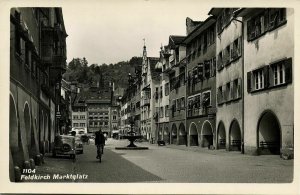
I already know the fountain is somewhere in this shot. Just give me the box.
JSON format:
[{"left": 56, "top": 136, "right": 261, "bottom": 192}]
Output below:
[{"left": 115, "top": 117, "right": 148, "bottom": 150}]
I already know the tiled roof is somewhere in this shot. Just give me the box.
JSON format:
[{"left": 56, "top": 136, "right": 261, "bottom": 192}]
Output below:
[{"left": 169, "top": 35, "right": 186, "bottom": 45}]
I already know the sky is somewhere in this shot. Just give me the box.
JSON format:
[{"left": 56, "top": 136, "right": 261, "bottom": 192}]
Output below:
[{"left": 62, "top": 0, "right": 211, "bottom": 65}]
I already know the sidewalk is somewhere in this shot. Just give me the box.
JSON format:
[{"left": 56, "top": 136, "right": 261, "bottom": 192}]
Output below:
[{"left": 131, "top": 140, "right": 293, "bottom": 163}]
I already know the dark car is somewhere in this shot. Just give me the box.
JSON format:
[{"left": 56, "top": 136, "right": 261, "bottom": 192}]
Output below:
[{"left": 52, "top": 135, "right": 76, "bottom": 159}]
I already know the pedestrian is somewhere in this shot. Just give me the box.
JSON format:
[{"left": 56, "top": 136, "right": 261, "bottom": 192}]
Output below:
[{"left": 95, "top": 128, "right": 106, "bottom": 159}]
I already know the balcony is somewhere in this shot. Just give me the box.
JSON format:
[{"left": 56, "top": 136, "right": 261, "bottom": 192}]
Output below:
[
  {"left": 41, "top": 26, "right": 54, "bottom": 66},
  {"left": 41, "top": 25, "right": 67, "bottom": 72}
]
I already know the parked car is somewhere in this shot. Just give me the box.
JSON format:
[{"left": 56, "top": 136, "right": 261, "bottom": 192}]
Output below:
[
  {"left": 75, "top": 136, "right": 84, "bottom": 154},
  {"left": 71, "top": 127, "right": 87, "bottom": 135},
  {"left": 52, "top": 135, "right": 76, "bottom": 159},
  {"left": 80, "top": 134, "right": 90, "bottom": 144}
]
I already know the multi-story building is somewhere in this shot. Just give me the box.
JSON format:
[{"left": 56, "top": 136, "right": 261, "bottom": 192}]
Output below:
[
  {"left": 154, "top": 47, "right": 170, "bottom": 143},
  {"left": 86, "top": 91, "right": 111, "bottom": 136},
  {"left": 9, "top": 8, "right": 67, "bottom": 181},
  {"left": 120, "top": 99, "right": 129, "bottom": 137},
  {"left": 235, "top": 8, "right": 294, "bottom": 156},
  {"left": 140, "top": 45, "right": 160, "bottom": 141},
  {"left": 167, "top": 35, "right": 187, "bottom": 145},
  {"left": 183, "top": 16, "right": 217, "bottom": 148},
  {"left": 60, "top": 79, "right": 72, "bottom": 134},
  {"left": 109, "top": 105, "right": 119, "bottom": 135},
  {"left": 209, "top": 8, "right": 244, "bottom": 152},
  {"left": 71, "top": 96, "right": 87, "bottom": 130}
]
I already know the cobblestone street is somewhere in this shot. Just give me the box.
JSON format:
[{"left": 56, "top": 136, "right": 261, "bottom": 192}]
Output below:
[{"left": 31, "top": 138, "right": 293, "bottom": 183}]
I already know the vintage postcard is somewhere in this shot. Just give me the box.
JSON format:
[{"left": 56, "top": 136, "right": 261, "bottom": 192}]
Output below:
[{"left": 0, "top": 0, "right": 299, "bottom": 194}]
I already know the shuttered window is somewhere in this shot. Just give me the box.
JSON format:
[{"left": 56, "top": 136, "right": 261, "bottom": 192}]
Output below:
[{"left": 247, "top": 58, "right": 292, "bottom": 93}]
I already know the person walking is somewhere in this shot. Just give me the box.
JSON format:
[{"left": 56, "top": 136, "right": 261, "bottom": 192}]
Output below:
[{"left": 95, "top": 128, "right": 106, "bottom": 159}]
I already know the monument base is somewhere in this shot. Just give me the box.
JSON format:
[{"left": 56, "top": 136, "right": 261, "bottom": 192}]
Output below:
[{"left": 115, "top": 147, "right": 149, "bottom": 150}]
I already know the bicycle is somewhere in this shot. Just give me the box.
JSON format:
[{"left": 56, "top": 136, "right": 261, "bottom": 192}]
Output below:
[{"left": 96, "top": 144, "right": 104, "bottom": 163}]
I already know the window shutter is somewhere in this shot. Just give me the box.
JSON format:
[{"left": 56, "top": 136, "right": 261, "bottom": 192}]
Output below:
[
  {"left": 222, "top": 85, "right": 226, "bottom": 102},
  {"left": 264, "top": 9, "right": 269, "bottom": 32},
  {"left": 247, "top": 71, "right": 252, "bottom": 93},
  {"left": 238, "top": 78, "right": 242, "bottom": 98},
  {"left": 285, "top": 58, "right": 293, "bottom": 84},
  {"left": 238, "top": 36, "right": 242, "bottom": 57},
  {"left": 268, "top": 66, "right": 274, "bottom": 87},
  {"left": 229, "top": 81, "right": 233, "bottom": 100},
  {"left": 20, "top": 38, "right": 26, "bottom": 61},
  {"left": 247, "top": 20, "right": 251, "bottom": 41},
  {"left": 232, "top": 80, "right": 237, "bottom": 99},
  {"left": 217, "top": 54, "right": 221, "bottom": 71},
  {"left": 263, "top": 66, "right": 269, "bottom": 88},
  {"left": 229, "top": 43, "right": 233, "bottom": 61}
]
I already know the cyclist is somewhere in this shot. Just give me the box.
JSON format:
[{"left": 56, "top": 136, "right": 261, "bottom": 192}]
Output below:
[{"left": 95, "top": 128, "right": 106, "bottom": 159}]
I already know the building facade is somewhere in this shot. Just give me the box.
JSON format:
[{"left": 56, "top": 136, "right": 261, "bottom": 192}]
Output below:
[
  {"left": 117, "top": 7, "right": 294, "bottom": 159},
  {"left": 9, "top": 8, "right": 67, "bottom": 181},
  {"left": 140, "top": 45, "right": 160, "bottom": 141},
  {"left": 155, "top": 48, "right": 170, "bottom": 143},
  {"left": 184, "top": 16, "right": 217, "bottom": 148},
  {"left": 209, "top": 8, "right": 244, "bottom": 152},
  {"left": 167, "top": 35, "right": 187, "bottom": 145},
  {"left": 236, "top": 8, "right": 294, "bottom": 156},
  {"left": 86, "top": 99, "right": 111, "bottom": 136},
  {"left": 71, "top": 97, "right": 87, "bottom": 130},
  {"left": 60, "top": 79, "right": 72, "bottom": 135}
]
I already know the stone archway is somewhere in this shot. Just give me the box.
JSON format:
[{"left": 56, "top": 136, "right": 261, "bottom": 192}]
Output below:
[
  {"left": 201, "top": 120, "right": 213, "bottom": 148},
  {"left": 44, "top": 114, "right": 49, "bottom": 153},
  {"left": 257, "top": 111, "right": 281, "bottom": 155},
  {"left": 40, "top": 111, "right": 45, "bottom": 154},
  {"left": 189, "top": 122, "right": 198, "bottom": 146},
  {"left": 229, "top": 120, "right": 241, "bottom": 151},
  {"left": 10, "top": 95, "right": 24, "bottom": 168},
  {"left": 24, "top": 103, "right": 32, "bottom": 157},
  {"left": 171, "top": 124, "right": 177, "bottom": 145},
  {"left": 178, "top": 123, "right": 187, "bottom": 146},
  {"left": 217, "top": 121, "right": 226, "bottom": 149},
  {"left": 163, "top": 126, "right": 170, "bottom": 144}
]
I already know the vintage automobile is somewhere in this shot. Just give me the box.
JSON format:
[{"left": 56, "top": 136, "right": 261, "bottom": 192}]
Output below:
[
  {"left": 52, "top": 135, "right": 76, "bottom": 159},
  {"left": 75, "top": 135, "right": 84, "bottom": 154},
  {"left": 80, "top": 134, "right": 90, "bottom": 145}
]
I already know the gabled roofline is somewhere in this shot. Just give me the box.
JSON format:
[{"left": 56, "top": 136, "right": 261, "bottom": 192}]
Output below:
[{"left": 182, "top": 16, "right": 216, "bottom": 44}]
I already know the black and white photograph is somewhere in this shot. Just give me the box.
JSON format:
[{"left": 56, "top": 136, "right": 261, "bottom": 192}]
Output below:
[{"left": 0, "top": 0, "right": 299, "bottom": 194}]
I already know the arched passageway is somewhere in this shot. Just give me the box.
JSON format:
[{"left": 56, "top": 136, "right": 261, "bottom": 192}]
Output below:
[
  {"left": 158, "top": 126, "right": 163, "bottom": 140},
  {"left": 10, "top": 95, "right": 24, "bottom": 168},
  {"left": 44, "top": 114, "right": 49, "bottom": 153},
  {"left": 24, "top": 104, "right": 32, "bottom": 157},
  {"left": 163, "top": 126, "right": 170, "bottom": 144},
  {"left": 171, "top": 124, "right": 177, "bottom": 145},
  {"left": 40, "top": 112, "right": 45, "bottom": 154},
  {"left": 258, "top": 111, "right": 281, "bottom": 155},
  {"left": 201, "top": 121, "right": 213, "bottom": 148},
  {"left": 178, "top": 123, "right": 187, "bottom": 146},
  {"left": 217, "top": 121, "right": 226, "bottom": 149},
  {"left": 229, "top": 120, "right": 241, "bottom": 151},
  {"left": 189, "top": 122, "right": 198, "bottom": 146}
]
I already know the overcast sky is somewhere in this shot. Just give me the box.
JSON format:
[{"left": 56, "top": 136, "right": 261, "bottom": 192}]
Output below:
[{"left": 62, "top": 1, "right": 211, "bottom": 65}]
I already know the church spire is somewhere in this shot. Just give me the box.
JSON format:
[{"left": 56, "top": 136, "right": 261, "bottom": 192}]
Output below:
[{"left": 143, "top": 38, "right": 147, "bottom": 58}]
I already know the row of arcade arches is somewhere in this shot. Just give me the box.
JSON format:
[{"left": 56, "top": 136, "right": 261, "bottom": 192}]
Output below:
[
  {"left": 10, "top": 94, "right": 51, "bottom": 169},
  {"left": 160, "top": 110, "right": 281, "bottom": 155}
]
